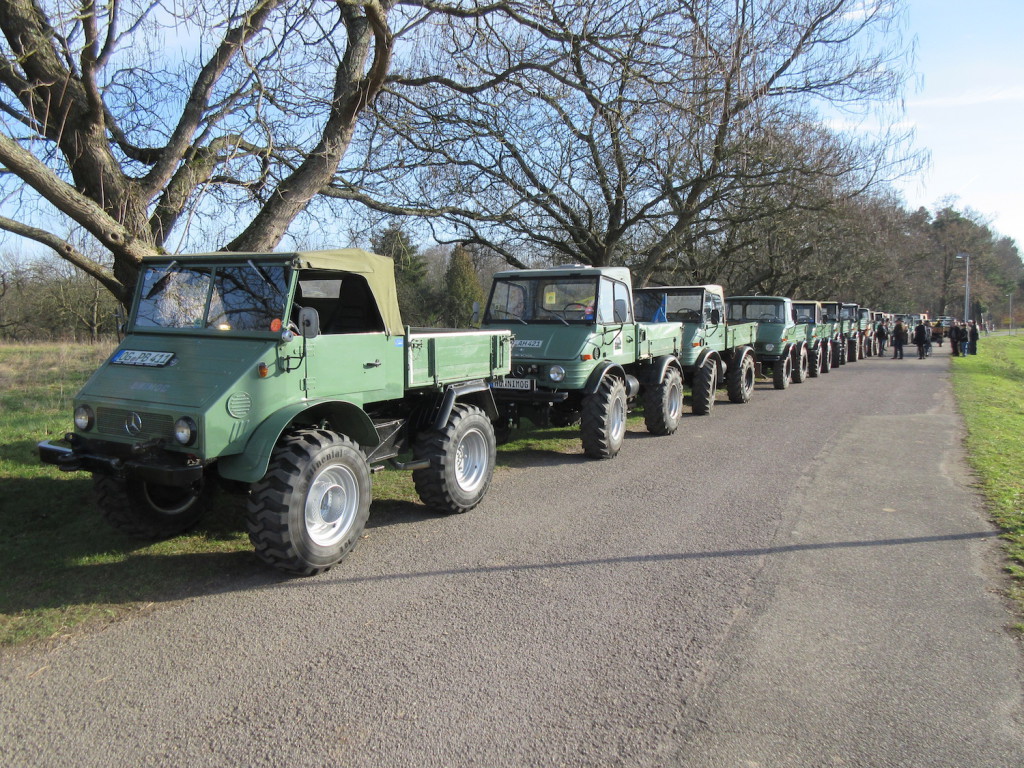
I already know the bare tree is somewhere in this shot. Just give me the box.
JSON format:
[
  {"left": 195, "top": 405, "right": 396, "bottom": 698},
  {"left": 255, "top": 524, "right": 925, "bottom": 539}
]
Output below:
[
  {"left": 0, "top": 0, "right": 398, "bottom": 303},
  {"left": 331, "top": 0, "right": 920, "bottom": 280}
]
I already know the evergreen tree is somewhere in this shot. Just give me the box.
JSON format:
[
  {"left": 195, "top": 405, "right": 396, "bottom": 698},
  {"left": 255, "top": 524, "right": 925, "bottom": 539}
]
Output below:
[
  {"left": 371, "top": 223, "right": 435, "bottom": 325},
  {"left": 443, "top": 245, "right": 485, "bottom": 327}
]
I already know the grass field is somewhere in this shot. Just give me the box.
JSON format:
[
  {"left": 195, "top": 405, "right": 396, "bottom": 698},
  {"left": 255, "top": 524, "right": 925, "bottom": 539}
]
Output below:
[
  {"left": 949, "top": 333, "right": 1024, "bottom": 625},
  {"left": 0, "top": 343, "right": 587, "bottom": 647},
  {"left": 3, "top": 339, "right": 1021, "bottom": 647}
]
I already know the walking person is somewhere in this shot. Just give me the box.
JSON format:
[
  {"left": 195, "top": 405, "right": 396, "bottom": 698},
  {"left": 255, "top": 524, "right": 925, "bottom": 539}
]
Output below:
[
  {"left": 968, "top": 320, "right": 979, "bottom": 355},
  {"left": 960, "top": 322, "right": 970, "bottom": 356},
  {"left": 923, "top": 320, "right": 933, "bottom": 357},
  {"left": 892, "top": 320, "right": 906, "bottom": 359},
  {"left": 949, "top": 322, "right": 961, "bottom": 356},
  {"left": 876, "top": 320, "right": 889, "bottom": 355},
  {"left": 913, "top": 319, "right": 928, "bottom": 359}
]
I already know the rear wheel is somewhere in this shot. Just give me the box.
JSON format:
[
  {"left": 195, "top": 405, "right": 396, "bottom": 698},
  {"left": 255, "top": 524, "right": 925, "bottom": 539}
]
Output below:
[
  {"left": 644, "top": 367, "right": 683, "bottom": 435},
  {"left": 726, "top": 352, "right": 756, "bottom": 404},
  {"left": 94, "top": 473, "right": 213, "bottom": 539},
  {"left": 820, "top": 341, "right": 833, "bottom": 373},
  {"left": 690, "top": 357, "right": 717, "bottom": 415},
  {"left": 413, "top": 404, "right": 496, "bottom": 513},
  {"left": 848, "top": 337, "right": 859, "bottom": 362},
  {"left": 246, "top": 429, "right": 371, "bottom": 576},
  {"left": 581, "top": 376, "right": 628, "bottom": 459}
]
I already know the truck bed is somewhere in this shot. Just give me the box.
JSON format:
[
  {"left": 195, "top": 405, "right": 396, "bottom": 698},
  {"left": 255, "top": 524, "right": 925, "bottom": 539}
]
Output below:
[{"left": 406, "top": 328, "right": 512, "bottom": 388}]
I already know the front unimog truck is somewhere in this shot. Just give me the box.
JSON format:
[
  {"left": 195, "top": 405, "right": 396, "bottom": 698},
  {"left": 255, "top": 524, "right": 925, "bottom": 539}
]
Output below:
[
  {"left": 633, "top": 285, "right": 758, "bottom": 414},
  {"left": 481, "top": 265, "right": 684, "bottom": 459},
  {"left": 725, "top": 296, "right": 810, "bottom": 390},
  {"left": 39, "top": 249, "right": 512, "bottom": 575}
]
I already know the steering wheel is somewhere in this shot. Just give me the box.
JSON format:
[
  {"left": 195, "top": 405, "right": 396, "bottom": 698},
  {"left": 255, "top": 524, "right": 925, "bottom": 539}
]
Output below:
[
  {"left": 758, "top": 313, "right": 777, "bottom": 321},
  {"left": 563, "top": 302, "right": 588, "bottom": 313}
]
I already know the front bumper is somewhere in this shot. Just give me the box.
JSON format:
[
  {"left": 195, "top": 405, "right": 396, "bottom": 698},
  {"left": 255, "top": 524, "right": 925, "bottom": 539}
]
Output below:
[{"left": 38, "top": 435, "right": 204, "bottom": 486}]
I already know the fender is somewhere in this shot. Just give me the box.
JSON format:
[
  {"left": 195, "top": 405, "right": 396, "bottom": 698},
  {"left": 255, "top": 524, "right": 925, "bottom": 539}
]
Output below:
[
  {"left": 694, "top": 347, "right": 724, "bottom": 380},
  {"left": 433, "top": 380, "right": 499, "bottom": 430},
  {"left": 723, "top": 345, "right": 753, "bottom": 370},
  {"left": 583, "top": 361, "right": 626, "bottom": 394},
  {"left": 639, "top": 354, "right": 680, "bottom": 386},
  {"left": 217, "top": 399, "right": 380, "bottom": 484}
]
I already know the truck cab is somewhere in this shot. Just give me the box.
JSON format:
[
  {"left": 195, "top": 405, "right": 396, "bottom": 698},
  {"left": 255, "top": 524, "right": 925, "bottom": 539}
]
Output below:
[{"left": 791, "top": 300, "right": 834, "bottom": 374}]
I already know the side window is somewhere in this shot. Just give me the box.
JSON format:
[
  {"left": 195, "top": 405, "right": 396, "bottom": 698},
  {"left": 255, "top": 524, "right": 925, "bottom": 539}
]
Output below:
[
  {"left": 710, "top": 293, "right": 724, "bottom": 322},
  {"left": 597, "top": 278, "right": 615, "bottom": 323},
  {"left": 613, "top": 281, "right": 632, "bottom": 323}
]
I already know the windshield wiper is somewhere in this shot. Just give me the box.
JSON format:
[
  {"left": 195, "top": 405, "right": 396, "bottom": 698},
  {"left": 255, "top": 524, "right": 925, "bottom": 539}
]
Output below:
[
  {"left": 538, "top": 307, "right": 570, "bottom": 325},
  {"left": 143, "top": 260, "right": 179, "bottom": 300},
  {"left": 248, "top": 260, "right": 283, "bottom": 294}
]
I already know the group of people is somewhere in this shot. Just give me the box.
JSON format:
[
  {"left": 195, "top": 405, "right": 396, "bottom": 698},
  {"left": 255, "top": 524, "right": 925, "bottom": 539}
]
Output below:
[{"left": 875, "top": 317, "right": 979, "bottom": 360}]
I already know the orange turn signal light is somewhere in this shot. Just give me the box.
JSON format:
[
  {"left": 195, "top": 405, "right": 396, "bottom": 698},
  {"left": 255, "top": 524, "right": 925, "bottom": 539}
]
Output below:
[{"left": 257, "top": 362, "right": 269, "bottom": 378}]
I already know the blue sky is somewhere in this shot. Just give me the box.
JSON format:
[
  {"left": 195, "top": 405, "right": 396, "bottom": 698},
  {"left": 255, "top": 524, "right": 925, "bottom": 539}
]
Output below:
[{"left": 895, "top": 0, "right": 1024, "bottom": 248}]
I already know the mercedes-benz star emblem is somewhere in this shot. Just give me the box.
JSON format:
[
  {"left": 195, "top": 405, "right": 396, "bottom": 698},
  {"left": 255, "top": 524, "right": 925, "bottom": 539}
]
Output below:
[{"left": 125, "top": 412, "right": 143, "bottom": 436}]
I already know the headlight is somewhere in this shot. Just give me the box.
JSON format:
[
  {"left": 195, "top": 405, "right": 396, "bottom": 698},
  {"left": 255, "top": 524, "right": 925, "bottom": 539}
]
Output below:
[
  {"left": 174, "top": 417, "right": 198, "bottom": 446},
  {"left": 548, "top": 365, "right": 566, "bottom": 382},
  {"left": 74, "top": 405, "right": 95, "bottom": 431},
  {"left": 764, "top": 343, "right": 775, "bottom": 352}
]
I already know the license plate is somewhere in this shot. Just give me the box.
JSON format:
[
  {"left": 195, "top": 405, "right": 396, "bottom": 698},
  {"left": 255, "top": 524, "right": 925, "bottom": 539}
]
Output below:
[
  {"left": 111, "top": 349, "right": 175, "bottom": 367},
  {"left": 493, "top": 377, "right": 534, "bottom": 391}
]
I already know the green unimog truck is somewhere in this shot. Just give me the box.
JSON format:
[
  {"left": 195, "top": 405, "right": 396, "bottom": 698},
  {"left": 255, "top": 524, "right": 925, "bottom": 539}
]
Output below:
[
  {"left": 791, "top": 300, "right": 834, "bottom": 375},
  {"left": 633, "top": 285, "right": 758, "bottom": 414},
  {"left": 726, "top": 296, "right": 810, "bottom": 390},
  {"left": 39, "top": 249, "right": 512, "bottom": 575},
  {"left": 482, "top": 265, "right": 685, "bottom": 458},
  {"left": 820, "top": 301, "right": 849, "bottom": 366},
  {"left": 840, "top": 302, "right": 863, "bottom": 361}
]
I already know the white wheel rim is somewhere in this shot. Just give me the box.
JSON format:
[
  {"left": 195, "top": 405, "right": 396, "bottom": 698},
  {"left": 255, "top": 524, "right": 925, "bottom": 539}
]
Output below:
[
  {"left": 305, "top": 463, "right": 360, "bottom": 547},
  {"left": 610, "top": 392, "right": 626, "bottom": 442},
  {"left": 454, "top": 427, "right": 489, "bottom": 493},
  {"left": 668, "top": 381, "right": 683, "bottom": 419}
]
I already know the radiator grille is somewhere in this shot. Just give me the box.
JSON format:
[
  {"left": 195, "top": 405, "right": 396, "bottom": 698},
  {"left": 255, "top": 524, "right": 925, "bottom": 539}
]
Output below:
[{"left": 96, "top": 408, "right": 174, "bottom": 441}]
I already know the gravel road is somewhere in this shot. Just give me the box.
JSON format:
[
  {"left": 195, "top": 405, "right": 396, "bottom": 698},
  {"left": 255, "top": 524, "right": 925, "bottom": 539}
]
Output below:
[{"left": 2, "top": 349, "right": 1022, "bottom": 767}]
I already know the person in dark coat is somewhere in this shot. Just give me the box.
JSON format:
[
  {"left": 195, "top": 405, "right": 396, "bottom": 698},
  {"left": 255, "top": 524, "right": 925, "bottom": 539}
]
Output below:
[
  {"left": 968, "top": 321, "right": 979, "bottom": 355},
  {"left": 913, "top": 320, "right": 928, "bottom": 359},
  {"left": 949, "top": 322, "right": 962, "bottom": 356},
  {"left": 892, "top": 321, "right": 907, "bottom": 359},
  {"left": 876, "top": 320, "right": 889, "bottom": 354}
]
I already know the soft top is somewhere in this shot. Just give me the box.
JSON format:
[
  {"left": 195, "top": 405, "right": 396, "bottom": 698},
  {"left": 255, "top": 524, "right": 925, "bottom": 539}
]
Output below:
[{"left": 143, "top": 249, "right": 404, "bottom": 335}]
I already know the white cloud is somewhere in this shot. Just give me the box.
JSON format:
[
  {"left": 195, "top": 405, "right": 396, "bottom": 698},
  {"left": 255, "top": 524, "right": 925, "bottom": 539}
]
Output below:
[{"left": 911, "top": 87, "right": 1024, "bottom": 108}]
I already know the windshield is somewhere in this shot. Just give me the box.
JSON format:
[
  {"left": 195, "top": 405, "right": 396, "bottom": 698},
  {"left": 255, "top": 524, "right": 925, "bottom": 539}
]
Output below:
[
  {"left": 840, "top": 305, "right": 858, "bottom": 321},
  {"left": 793, "top": 304, "right": 818, "bottom": 324},
  {"left": 134, "top": 262, "right": 290, "bottom": 332},
  {"left": 635, "top": 290, "right": 703, "bottom": 323},
  {"left": 486, "top": 276, "right": 603, "bottom": 324},
  {"left": 727, "top": 300, "right": 786, "bottom": 323}
]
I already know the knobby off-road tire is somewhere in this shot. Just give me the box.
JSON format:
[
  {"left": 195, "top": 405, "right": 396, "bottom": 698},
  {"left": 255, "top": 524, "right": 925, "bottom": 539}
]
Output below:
[
  {"left": 848, "top": 337, "right": 859, "bottom": 362},
  {"left": 726, "top": 352, "right": 756, "bottom": 404},
  {"left": 581, "top": 376, "right": 628, "bottom": 459},
  {"left": 93, "top": 473, "right": 213, "bottom": 539},
  {"left": 247, "top": 429, "right": 371, "bottom": 576},
  {"left": 690, "top": 356, "right": 718, "bottom": 415},
  {"left": 820, "top": 341, "right": 833, "bottom": 373},
  {"left": 644, "top": 367, "right": 683, "bottom": 435},
  {"left": 413, "top": 404, "right": 496, "bottom": 514},
  {"left": 772, "top": 355, "right": 792, "bottom": 390},
  {"left": 833, "top": 339, "right": 847, "bottom": 366},
  {"left": 807, "top": 343, "right": 821, "bottom": 378},
  {"left": 791, "top": 346, "right": 809, "bottom": 383}
]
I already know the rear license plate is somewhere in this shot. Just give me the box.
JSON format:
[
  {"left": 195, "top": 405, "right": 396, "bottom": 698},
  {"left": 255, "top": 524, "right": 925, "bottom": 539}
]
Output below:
[{"left": 493, "top": 377, "right": 534, "bottom": 391}]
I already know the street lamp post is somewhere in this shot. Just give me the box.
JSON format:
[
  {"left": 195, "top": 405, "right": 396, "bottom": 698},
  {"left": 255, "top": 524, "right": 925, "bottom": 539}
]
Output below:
[
  {"left": 957, "top": 252, "right": 970, "bottom": 323},
  {"left": 1009, "top": 293, "right": 1014, "bottom": 335}
]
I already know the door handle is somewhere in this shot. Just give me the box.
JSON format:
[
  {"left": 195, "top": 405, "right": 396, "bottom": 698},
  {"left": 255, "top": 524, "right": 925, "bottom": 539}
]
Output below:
[{"left": 364, "top": 359, "right": 382, "bottom": 368}]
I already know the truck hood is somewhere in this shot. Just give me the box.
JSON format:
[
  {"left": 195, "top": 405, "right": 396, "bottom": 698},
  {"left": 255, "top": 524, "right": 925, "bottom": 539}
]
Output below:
[
  {"left": 506, "top": 326, "right": 598, "bottom": 361},
  {"left": 77, "top": 336, "right": 274, "bottom": 409}
]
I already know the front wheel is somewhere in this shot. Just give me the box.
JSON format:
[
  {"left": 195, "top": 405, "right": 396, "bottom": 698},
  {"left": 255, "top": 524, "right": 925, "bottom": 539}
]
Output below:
[
  {"left": 791, "top": 346, "right": 809, "bottom": 383},
  {"left": 772, "top": 355, "right": 792, "bottom": 390},
  {"left": 691, "top": 357, "right": 718, "bottom": 415},
  {"left": 581, "top": 376, "right": 628, "bottom": 459},
  {"left": 644, "top": 367, "right": 683, "bottom": 435},
  {"left": 807, "top": 344, "right": 821, "bottom": 378},
  {"left": 820, "top": 341, "right": 833, "bottom": 373},
  {"left": 414, "top": 404, "right": 496, "bottom": 514},
  {"left": 247, "top": 429, "right": 371, "bottom": 576},
  {"left": 726, "top": 352, "right": 756, "bottom": 404},
  {"left": 94, "top": 473, "right": 213, "bottom": 539}
]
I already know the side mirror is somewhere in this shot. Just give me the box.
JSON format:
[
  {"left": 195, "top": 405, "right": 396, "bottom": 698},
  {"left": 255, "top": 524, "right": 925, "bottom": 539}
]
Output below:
[
  {"left": 710, "top": 308, "right": 721, "bottom": 325},
  {"left": 298, "top": 307, "right": 320, "bottom": 338}
]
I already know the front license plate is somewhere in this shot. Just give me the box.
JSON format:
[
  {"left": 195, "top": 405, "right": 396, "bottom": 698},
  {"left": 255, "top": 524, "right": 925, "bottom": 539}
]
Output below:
[
  {"left": 111, "top": 349, "right": 175, "bottom": 367},
  {"left": 493, "top": 377, "right": 534, "bottom": 391}
]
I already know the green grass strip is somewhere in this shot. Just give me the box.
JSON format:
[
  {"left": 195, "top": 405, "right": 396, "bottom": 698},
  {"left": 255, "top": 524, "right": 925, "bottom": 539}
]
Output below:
[{"left": 950, "top": 334, "right": 1024, "bottom": 628}]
